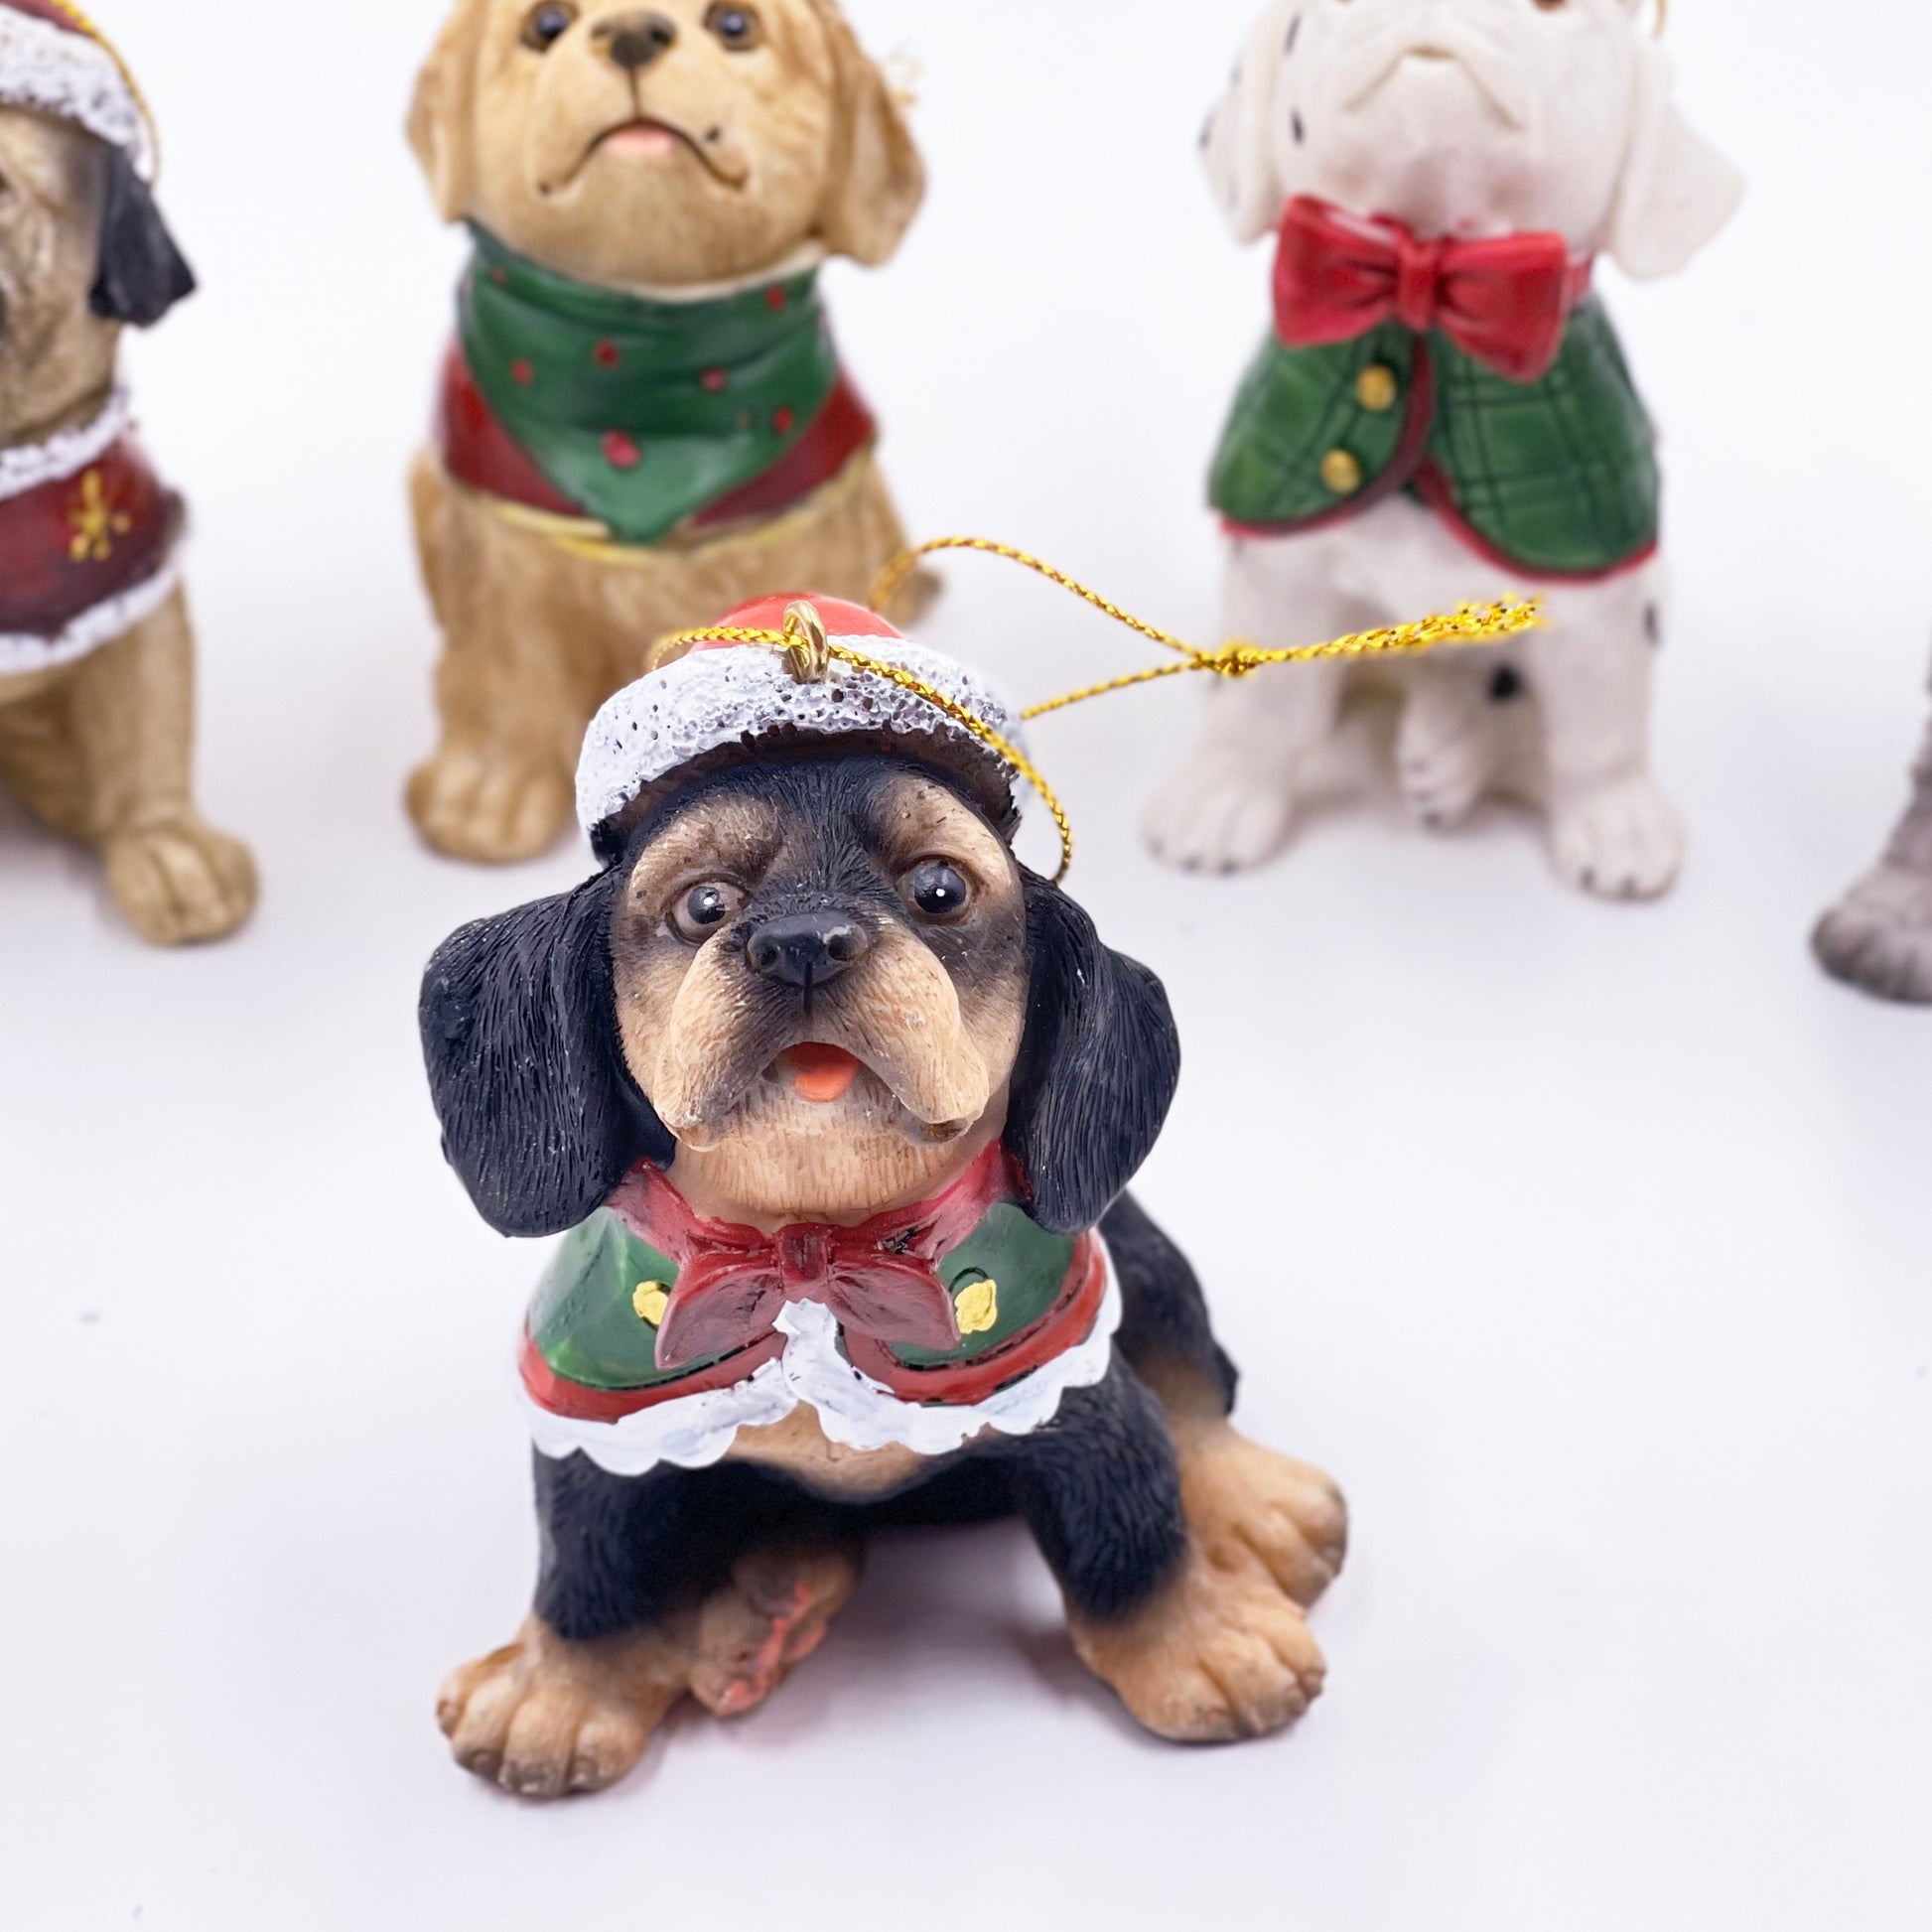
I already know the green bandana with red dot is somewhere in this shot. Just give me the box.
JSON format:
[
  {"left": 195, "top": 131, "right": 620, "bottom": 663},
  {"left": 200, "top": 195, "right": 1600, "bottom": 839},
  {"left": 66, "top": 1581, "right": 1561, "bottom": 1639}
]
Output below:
[{"left": 460, "top": 224, "right": 839, "bottom": 545}]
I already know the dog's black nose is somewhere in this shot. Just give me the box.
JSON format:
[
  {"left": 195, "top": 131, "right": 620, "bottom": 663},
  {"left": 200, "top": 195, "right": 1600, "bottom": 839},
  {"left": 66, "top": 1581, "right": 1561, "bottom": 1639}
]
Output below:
[
  {"left": 747, "top": 913, "right": 871, "bottom": 989},
  {"left": 598, "top": 11, "right": 677, "bottom": 71}
]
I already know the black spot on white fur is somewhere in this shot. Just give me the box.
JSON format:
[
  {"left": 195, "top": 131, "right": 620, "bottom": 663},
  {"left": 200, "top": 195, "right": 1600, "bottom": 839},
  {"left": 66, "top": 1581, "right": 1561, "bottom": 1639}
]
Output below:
[
  {"left": 1285, "top": 14, "right": 1301, "bottom": 57},
  {"left": 1644, "top": 603, "right": 1662, "bottom": 647},
  {"left": 1292, "top": 109, "right": 1306, "bottom": 145},
  {"left": 1488, "top": 665, "right": 1525, "bottom": 704}
]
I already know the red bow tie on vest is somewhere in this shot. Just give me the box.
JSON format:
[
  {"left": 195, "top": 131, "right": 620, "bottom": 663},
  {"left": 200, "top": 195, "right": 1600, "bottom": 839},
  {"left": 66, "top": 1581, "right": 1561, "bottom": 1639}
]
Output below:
[
  {"left": 609, "top": 1143, "right": 1016, "bottom": 1372},
  {"left": 1272, "top": 196, "right": 1593, "bottom": 385}
]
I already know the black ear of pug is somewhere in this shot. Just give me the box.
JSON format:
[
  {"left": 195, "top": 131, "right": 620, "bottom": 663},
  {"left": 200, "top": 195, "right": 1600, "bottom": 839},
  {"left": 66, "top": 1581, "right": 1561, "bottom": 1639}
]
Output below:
[
  {"left": 419, "top": 868, "right": 676, "bottom": 1238},
  {"left": 1004, "top": 873, "right": 1182, "bottom": 1237},
  {"left": 89, "top": 149, "right": 197, "bottom": 328}
]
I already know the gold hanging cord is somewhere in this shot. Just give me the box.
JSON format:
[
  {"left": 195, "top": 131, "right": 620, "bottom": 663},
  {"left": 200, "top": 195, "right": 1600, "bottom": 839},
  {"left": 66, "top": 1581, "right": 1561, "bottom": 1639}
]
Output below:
[{"left": 654, "top": 542, "right": 1541, "bottom": 885}]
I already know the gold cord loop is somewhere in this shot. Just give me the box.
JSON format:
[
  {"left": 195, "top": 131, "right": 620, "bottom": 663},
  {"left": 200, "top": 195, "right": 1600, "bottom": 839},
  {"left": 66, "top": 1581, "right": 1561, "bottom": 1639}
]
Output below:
[
  {"left": 658, "top": 544, "right": 1542, "bottom": 885},
  {"left": 652, "top": 613, "right": 1078, "bottom": 881},
  {"left": 780, "top": 599, "right": 831, "bottom": 684}
]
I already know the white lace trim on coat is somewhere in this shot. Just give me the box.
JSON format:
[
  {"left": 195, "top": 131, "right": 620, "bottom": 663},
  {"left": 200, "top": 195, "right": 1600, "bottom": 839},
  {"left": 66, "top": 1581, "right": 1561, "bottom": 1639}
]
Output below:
[{"left": 522, "top": 1242, "right": 1123, "bottom": 1479}]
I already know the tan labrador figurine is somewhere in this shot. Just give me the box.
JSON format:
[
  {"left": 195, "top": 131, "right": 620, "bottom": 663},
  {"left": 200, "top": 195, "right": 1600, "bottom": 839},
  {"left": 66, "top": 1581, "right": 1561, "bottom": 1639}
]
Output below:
[
  {"left": 405, "top": 0, "right": 925, "bottom": 863},
  {"left": 0, "top": 2, "right": 254, "bottom": 944}
]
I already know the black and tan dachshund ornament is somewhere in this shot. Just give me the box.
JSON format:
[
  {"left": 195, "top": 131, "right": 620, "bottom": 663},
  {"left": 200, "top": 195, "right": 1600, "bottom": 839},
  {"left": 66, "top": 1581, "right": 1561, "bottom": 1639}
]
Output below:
[{"left": 421, "top": 592, "right": 1347, "bottom": 1795}]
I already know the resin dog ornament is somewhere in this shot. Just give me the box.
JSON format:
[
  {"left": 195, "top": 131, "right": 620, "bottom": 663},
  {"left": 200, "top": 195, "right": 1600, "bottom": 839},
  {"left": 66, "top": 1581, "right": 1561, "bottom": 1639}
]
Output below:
[
  {"left": 405, "top": 0, "right": 925, "bottom": 864},
  {"left": 1149, "top": 0, "right": 1740, "bottom": 899},
  {"left": 0, "top": 1, "right": 255, "bottom": 942},
  {"left": 421, "top": 594, "right": 1347, "bottom": 1794}
]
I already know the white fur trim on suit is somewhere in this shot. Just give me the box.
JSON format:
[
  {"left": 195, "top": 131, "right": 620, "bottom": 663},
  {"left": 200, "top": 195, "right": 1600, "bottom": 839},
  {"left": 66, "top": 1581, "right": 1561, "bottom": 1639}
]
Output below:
[
  {"left": 0, "top": 388, "right": 175, "bottom": 675},
  {"left": 0, "top": 10, "right": 148, "bottom": 168},
  {"left": 576, "top": 635, "right": 1031, "bottom": 835},
  {"left": 0, "top": 550, "right": 178, "bottom": 675},
  {"left": 0, "top": 386, "right": 128, "bottom": 501},
  {"left": 522, "top": 1242, "right": 1124, "bottom": 1479}
]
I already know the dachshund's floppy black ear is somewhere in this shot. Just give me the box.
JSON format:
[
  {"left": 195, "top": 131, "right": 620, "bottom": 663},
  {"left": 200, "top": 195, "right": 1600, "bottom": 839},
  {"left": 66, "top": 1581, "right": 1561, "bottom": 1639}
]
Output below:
[
  {"left": 420, "top": 869, "right": 675, "bottom": 1238},
  {"left": 90, "top": 150, "right": 197, "bottom": 328},
  {"left": 1005, "top": 874, "right": 1181, "bottom": 1236}
]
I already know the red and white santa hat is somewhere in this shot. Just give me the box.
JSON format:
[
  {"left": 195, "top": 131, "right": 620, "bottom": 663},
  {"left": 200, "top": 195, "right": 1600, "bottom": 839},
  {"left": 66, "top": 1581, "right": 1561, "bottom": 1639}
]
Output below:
[
  {"left": 577, "top": 594, "right": 1032, "bottom": 856},
  {"left": 0, "top": 2, "right": 153, "bottom": 173}
]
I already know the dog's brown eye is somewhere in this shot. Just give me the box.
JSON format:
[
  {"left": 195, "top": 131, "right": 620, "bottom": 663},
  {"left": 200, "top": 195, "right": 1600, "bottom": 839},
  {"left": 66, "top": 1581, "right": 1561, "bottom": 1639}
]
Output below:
[
  {"left": 901, "top": 861, "right": 972, "bottom": 921},
  {"left": 522, "top": 2, "right": 578, "bottom": 51},
  {"left": 704, "top": 4, "right": 762, "bottom": 50},
  {"left": 671, "top": 881, "right": 747, "bottom": 943}
]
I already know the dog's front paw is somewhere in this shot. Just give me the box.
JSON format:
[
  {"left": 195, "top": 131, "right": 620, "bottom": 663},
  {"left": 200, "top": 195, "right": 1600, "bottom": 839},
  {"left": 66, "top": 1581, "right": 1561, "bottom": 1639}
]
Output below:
[
  {"left": 1068, "top": 1551, "right": 1326, "bottom": 1743},
  {"left": 103, "top": 814, "right": 256, "bottom": 945},
  {"left": 690, "top": 1541, "right": 862, "bottom": 1719},
  {"left": 436, "top": 1614, "right": 692, "bottom": 1799},
  {"left": 1397, "top": 691, "right": 1493, "bottom": 829},
  {"left": 1144, "top": 758, "right": 1298, "bottom": 875},
  {"left": 1176, "top": 1425, "right": 1346, "bottom": 1610},
  {"left": 1549, "top": 772, "right": 1684, "bottom": 900},
  {"left": 408, "top": 745, "right": 573, "bottom": 864},
  {"left": 1814, "top": 862, "right": 1932, "bottom": 1004}
]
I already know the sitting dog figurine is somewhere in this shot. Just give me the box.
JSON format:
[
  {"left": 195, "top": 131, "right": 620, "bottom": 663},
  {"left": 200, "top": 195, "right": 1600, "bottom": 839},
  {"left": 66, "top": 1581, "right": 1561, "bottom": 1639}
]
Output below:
[
  {"left": 1815, "top": 663, "right": 1932, "bottom": 1003},
  {"left": 421, "top": 595, "right": 1347, "bottom": 1794},
  {"left": 1148, "top": 0, "right": 1741, "bottom": 899},
  {"left": 405, "top": 0, "right": 925, "bottom": 864},
  {"left": 0, "top": 1, "right": 254, "bottom": 943}
]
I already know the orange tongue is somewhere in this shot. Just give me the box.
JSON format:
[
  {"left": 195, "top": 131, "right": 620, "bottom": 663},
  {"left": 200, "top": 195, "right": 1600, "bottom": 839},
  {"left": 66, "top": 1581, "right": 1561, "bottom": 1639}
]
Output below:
[{"left": 786, "top": 1044, "right": 861, "bottom": 1104}]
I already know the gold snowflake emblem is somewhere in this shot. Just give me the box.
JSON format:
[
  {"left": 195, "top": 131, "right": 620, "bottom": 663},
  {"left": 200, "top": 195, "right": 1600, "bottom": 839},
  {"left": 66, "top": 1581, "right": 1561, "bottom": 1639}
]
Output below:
[{"left": 68, "top": 468, "right": 133, "bottom": 564}]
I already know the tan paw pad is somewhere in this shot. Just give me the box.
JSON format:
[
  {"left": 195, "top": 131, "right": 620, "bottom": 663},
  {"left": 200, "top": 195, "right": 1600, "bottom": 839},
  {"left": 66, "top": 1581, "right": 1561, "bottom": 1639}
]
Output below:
[{"left": 436, "top": 1613, "right": 692, "bottom": 1799}]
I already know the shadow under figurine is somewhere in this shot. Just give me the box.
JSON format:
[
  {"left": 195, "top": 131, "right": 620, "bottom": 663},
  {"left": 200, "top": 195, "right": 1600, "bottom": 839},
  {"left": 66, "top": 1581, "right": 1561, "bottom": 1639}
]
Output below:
[
  {"left": 1148, "top": 0, "right": 1741, "bottom": 901},
  {"left": 1815, "top": 659, "right": 1932, "bottom": 1004},
  {"left": 0, "top": 0, "right": 254, "bottom": 943},
  {"left": 405, "top": 0, "right": 925, "bottom": 865},
  {"left": 421, "top": 595, "right": 1346, "bottom": 1795}
]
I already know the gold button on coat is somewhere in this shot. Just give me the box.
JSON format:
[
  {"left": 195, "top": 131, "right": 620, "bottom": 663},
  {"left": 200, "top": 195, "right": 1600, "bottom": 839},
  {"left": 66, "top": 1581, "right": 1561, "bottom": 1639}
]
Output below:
[
  {"left": 632, "top": 1281, "right": 671, "bottom": 1326},
  {"left": 1320, "top": 449, "right": 1364, "bottom": 496},
  {"left": 1355, "top": 363, "right": 1399, "bottom": 412},
  {"left": 954, "top": 1278, "right": 1000, "bottom": 1337}
]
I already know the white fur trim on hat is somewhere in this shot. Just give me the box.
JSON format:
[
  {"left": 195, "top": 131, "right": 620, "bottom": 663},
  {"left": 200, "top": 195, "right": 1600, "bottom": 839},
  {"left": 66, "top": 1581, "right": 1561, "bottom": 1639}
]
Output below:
[
  {"left": 0, "top": 7, "right": 148, "bottom": 167},
  {"left": 576, "top": 633, "right": 1032, "bottom": 837}
]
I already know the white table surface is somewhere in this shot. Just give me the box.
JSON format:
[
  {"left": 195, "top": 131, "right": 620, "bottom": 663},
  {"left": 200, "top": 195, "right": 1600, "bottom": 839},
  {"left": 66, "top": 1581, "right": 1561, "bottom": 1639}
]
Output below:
[{"left": 3, "top": 2, "right": 1928, "bottom": 1927}]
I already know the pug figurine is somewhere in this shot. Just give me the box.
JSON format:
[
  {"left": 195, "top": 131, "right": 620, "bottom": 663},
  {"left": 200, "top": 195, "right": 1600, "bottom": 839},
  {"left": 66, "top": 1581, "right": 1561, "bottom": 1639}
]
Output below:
[
  {"left": 1149, "top": 0, "right": 1742, "bottom": 900},
  {"left": 0, "top": 1, "right": 254, "bottom": 943},
  {"left": 404, "top": 0, "right": 925, "bottom": 865},
  {"left": 420, "top": 595, "right": 1347, "bottom": 1795},
  {"left": 1814, "top": 664, "right": 1932, "bottom": 1003}
]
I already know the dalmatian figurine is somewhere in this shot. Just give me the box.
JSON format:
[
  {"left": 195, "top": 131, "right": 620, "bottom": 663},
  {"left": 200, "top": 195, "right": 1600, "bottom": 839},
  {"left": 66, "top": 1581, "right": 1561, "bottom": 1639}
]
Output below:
[{"left": 1150, "top": 0, "right": 1740, "bottom": 898}]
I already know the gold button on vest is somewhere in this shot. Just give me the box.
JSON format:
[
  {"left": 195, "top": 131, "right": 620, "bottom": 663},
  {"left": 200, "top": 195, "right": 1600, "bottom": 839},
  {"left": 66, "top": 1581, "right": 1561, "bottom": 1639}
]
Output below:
[
  {"left": 1355, "top": 363, "right": 1399, "bottom": 413},
  {"left": 632, "top": 1281, "right": 670, "bottom": 1326},
  {"left": 954, "top": 1277, "right": 1000, "bottom": 1336},
  {"left": 1319, "top": 449, "right": 1364, "bottom": 496}
]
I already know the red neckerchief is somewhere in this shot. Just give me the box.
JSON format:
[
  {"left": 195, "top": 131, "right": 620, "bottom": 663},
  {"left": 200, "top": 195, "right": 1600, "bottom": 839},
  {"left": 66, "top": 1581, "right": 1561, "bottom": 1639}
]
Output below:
[
  {"left": 608, "top": 1143, "right": 1017, "bottom": 1373},
  {"left": 1272, "top": 196, "right": 1592, "bottom": 385}
]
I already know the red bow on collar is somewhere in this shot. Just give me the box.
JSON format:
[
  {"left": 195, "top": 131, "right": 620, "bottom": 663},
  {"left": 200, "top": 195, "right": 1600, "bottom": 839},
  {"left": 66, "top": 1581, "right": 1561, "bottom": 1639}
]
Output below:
[
  {"left": 609, "top": 1143, "right": 1016, "bottom": 1373},
  {"left": 1272, "top": 197, "right": 1592, "bottom": 385}
]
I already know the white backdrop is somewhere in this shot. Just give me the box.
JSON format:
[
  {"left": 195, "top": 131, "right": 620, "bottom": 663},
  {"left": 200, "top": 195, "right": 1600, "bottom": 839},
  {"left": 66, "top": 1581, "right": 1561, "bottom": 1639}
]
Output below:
[{"left": 3, "top": 2, "right": 1930, "bottom": 1927}]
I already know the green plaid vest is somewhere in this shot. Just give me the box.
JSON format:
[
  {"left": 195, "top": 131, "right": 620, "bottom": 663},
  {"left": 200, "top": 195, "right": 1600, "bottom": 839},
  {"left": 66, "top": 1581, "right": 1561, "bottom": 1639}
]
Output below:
[{"left": 1209, "top": 295, "right": 1659, "bottom": 579}]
